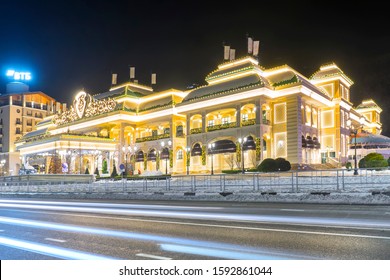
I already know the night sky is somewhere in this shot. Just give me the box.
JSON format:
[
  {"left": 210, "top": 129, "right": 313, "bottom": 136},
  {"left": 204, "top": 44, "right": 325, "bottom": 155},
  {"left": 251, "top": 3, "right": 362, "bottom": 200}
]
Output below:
[{"left": 1, "top": 1, "right": 389, "bottom": 135}]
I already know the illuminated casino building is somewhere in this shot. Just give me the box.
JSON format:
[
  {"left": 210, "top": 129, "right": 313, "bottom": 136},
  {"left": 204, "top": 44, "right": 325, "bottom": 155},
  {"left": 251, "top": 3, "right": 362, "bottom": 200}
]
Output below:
[{"left": 15, "top": 54, "right": 386, "bottom": 175}]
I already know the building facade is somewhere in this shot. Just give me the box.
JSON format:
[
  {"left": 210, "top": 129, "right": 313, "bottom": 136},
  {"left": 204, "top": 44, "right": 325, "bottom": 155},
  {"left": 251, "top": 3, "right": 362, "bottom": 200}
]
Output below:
[
  {"left": 15, "top": 56, "right": 384, "bottom": 175},
  {"left": 0, "top": 82, "right": 65, "bottom": 175}
]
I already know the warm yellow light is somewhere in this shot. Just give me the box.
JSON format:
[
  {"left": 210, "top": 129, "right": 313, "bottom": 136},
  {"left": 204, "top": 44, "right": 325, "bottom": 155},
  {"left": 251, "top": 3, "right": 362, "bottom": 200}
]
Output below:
[{"left": 218, "top": 57, "right": 259, "bottom": 70}]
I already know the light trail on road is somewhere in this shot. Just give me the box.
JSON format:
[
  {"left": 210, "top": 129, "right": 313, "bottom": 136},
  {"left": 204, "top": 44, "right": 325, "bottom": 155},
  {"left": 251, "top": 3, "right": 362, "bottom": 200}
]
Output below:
[
  {"left": 0, "top": 199, "right": 389, "bottom": 260},
  {"left": 0, "top": 200, "right": 388, "bottom": 229}
]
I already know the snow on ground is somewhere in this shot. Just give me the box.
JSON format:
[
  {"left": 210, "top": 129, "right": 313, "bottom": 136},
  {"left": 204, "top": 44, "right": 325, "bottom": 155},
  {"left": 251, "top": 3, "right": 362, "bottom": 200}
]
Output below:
[{"left": 1, "top": 170, "right": 390, "bottom": 204}]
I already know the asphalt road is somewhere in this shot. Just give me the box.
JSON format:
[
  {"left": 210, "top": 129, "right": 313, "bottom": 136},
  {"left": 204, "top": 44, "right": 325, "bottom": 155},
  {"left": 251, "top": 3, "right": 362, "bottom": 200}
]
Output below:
[{"left": 0, "top": 198, "right": 389, "bottom": 260}]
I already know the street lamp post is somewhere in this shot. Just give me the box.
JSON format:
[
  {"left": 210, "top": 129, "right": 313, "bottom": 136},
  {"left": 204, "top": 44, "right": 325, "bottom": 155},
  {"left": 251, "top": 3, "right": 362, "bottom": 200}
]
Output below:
[
  {"left": 238, "top": 137, "right": 247, "bottom": 174},
  {"left": 347, "top": 117, "right": 365, "bottom": 176},
  {"left": 185, "top": 147, "right": 191, "bottom": 175},
  {"left": 208, "top": 143, "right": 215, "bottom": 175},
  {"left": 0, "top": 159, "right": 6, "bottom": 176},
  {"left": 122, "top": 146, "right": 128, "bottom": 176}
]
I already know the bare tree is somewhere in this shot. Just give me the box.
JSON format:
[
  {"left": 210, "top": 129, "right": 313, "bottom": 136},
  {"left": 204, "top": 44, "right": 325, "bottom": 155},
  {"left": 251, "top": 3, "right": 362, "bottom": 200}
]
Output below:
[
  {"left": 249, "top": 152, "right": 258, "bottom": 168},
  {"left": 225, "top": 153, "right": 240, "bottom": 170}
]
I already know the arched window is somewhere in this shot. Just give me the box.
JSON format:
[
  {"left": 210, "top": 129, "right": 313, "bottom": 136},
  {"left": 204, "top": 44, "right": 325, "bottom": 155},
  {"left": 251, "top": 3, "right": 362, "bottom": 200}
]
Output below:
[
  {"left": 176, "top": 149, "right": 183, "bottom": 160},
  {"left": 176, "top": 125, "right": 184, "bottom": 137}
]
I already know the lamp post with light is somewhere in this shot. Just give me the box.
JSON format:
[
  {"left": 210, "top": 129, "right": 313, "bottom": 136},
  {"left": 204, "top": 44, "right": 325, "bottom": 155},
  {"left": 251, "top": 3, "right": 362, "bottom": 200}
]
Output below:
[
  {"left": 185, "top": 146, "right": 191, "bottom": 175},
  {"left": 238, "top": 137, "right": 247, "bottom": 174},
  {"left": 0, "top": 159, "right": 6, "bottom": 176},
  {"left": 347, "top": 117, "right": 365, "bottom": 175},
  {"left": 208, "top": 143, "right": 215, "bottom": 175}
]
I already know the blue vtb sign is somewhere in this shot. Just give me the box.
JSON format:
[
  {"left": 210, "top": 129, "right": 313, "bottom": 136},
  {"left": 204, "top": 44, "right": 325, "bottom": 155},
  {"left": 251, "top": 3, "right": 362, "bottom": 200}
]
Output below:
[{"left": 6, "top": 70, "right": 32, "bottom": 81}]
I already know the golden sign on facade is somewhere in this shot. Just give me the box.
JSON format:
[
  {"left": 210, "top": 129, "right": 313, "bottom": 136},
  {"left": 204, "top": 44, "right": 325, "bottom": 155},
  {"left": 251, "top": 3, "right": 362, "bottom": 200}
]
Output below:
[{"left": 53, "top": 92, "right": 117, "bottom": 126}]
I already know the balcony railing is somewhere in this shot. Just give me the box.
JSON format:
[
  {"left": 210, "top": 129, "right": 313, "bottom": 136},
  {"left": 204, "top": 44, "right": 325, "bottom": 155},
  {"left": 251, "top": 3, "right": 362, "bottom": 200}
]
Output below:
[
  {"left": 190, "top": 128, "right": 202, "bottom": 135},
  {"left": 262, "top": 119, "right": 271, "bottom": 125},
  {"left": 176, "top": 132, "right": 185, "bottom": 138},
  {"left": 135, "top": 133, "right": 170, "bottom": 143},
  {"left": 241, "top": 119, "right": 256, "bottom": 127},
  {"left": 207, "top": 122, "right": 236, "bottom": 132},
  {"left": 13, "top": 101, "right": 23, "bottom": 106}
]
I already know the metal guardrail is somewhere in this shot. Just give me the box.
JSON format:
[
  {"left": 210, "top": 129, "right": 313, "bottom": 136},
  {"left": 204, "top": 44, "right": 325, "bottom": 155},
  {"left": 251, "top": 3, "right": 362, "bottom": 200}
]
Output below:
[{"left": 0, "top": 169, "right": 389, "bottom": 194}]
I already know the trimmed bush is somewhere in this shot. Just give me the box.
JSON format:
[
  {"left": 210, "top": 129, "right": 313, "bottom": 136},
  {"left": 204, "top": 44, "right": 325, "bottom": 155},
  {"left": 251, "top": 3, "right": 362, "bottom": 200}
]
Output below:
[
  {"left": 257, "top": 158, "right": 291, "bottom": 172},
  {"left": 85, "top": 167, "right": 90, "bottom": 174},
  {"left": 94, "top": 167, "right": 99, "bottom": 176},
  {"left": 275, "top": 158, "right": 291, "bottom": 171},
  {"left": 358, "top": 157, "right": 366, "bottom": 168},
  {"left": 111, "top": 165, "right": 118, "bottom": 178},
  {"left": 388, "top": 157, "right": 390, "bottom": 166},
  {"left": 359, "top": 153, "right": 388, "bottom": 169},
  {"left": 222, "top": 169, "right": 242, "bottom": 174},
  {"left": 257, "top": 158, "right": 278, "bottom": 172},
  {"left": 345, "top": 162, "right": 352, "bottom": 170},
  {"left": 246, "top": 168, "right": 258, "bottom": 172},
  {"left": 102, "top": 160, "right": 108, "bottom": 174}
]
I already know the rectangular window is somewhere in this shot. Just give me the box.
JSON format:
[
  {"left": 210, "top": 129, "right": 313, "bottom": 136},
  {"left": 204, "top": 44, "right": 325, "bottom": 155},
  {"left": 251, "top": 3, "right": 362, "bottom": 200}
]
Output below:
[
  {"left": 322, "top": 135, "right": 335, "bottom": 150},
  {"left": 274, "top": 132, "right": 287, "bottom": 158},
  {"left": 321, "top": 110, "right": 334, "bottom": 128},
  {"left": 152, "top": 130, "right": 158, "bottom": 137},
  {"left": 274, "top": 103, "right": 286, "bottom": 124},
  {"left": 176, "top": 150, "right": 183, "bottom": 160},
  {"left": 363, "top": 113, "right": 372, "bottom": 122},
  {"left": 16, "top": 128, "right": 21, "bottom": 134},
  {"left": 163, "top": 127, "right": 170, "bottom": 135},
  {"left": 305, "top": 106, "right": 311, "bottom": 126},
  {"left": 340, "top": 85, "right": 344, "bottom": 99},
  {"left": 222, "top": 117, "right": 230, "bottom": 125},
  {"left": 312, "top": 108, "right": 318, "bottom": 128},
  {"left": 320, "top": 84, "right": 334, "bottom": 97}
]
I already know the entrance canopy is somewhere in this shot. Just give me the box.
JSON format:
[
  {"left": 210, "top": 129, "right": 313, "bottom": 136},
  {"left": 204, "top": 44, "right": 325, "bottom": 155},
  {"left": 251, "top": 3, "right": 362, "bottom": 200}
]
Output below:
[{"left": 208, "top": 139, "right": 236, "bottom": 154}]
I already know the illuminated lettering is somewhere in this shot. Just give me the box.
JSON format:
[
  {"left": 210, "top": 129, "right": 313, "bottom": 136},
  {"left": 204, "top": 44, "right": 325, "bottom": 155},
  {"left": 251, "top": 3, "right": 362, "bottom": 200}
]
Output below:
[{"left": 6, "top": 70, "right": 32, "bottom": 81}]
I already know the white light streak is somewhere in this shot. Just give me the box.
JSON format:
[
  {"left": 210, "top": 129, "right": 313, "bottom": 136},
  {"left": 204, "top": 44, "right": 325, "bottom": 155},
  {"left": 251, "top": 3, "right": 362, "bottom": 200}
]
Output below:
[{"left": 0, "top": 236, "right": 115, "bottom": 260}]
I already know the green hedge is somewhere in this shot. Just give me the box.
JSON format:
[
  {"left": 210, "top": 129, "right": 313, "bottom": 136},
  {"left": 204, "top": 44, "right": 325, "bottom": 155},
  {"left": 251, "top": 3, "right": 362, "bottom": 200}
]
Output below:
[
  {"left": 359, "top": 153, "right": 388, "bottom": 168},
  {"left": 257, "top": 158, "right": 291, "bottom": 172},
  {"left": 222, "top": 169, "right": 242, "bottom": 174}
]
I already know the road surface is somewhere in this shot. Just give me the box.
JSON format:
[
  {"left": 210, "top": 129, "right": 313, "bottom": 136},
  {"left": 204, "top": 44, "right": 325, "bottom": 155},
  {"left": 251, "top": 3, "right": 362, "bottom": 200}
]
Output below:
[{"left": 0, "top": 198, "right": 389, "bottom": 259}]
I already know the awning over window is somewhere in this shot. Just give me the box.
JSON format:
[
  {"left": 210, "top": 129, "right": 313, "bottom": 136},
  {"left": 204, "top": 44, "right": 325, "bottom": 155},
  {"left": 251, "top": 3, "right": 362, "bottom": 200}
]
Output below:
[
  {"left": 306, "top": 136, "right": 314, "bottom": 148},
  {"left": 208, "top": 139, "right": 236, "bottom": 154},
  {"left": 191, "top": 143, "right": 202, "bottom": 156},
  {"left": 302, "top": 135, "right": 307, "bottom": 148},
  {"left": 243, "top": 136, "right": 256, "bottom": 151},
  {"left": 313, "top": 137, "right": 321, "bottom": 149},
  {"left": 161, "top": 147, "right": 169, "bottom": 159},
  {"left": 148, "top": 149, "right": 156, "bottom": 161},
  {"left": 136, "top": 151, "right": 144, "bottom": 162}
]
